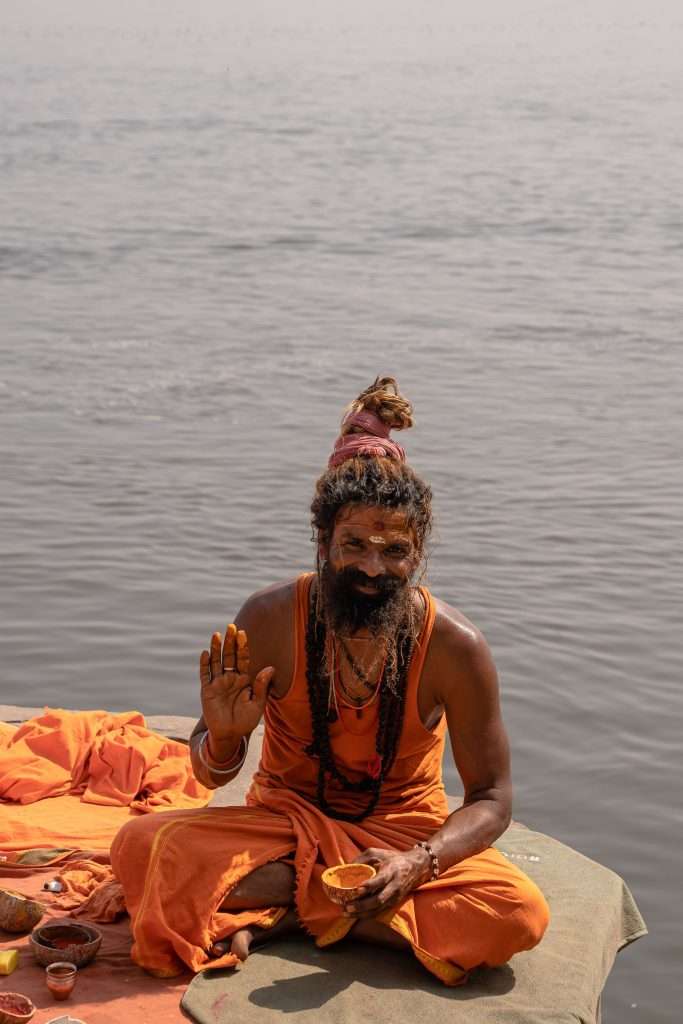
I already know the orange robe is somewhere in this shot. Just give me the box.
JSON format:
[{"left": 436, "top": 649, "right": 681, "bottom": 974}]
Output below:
[{"left": 111, "top": 575, "right": 549, "bottom": 982}]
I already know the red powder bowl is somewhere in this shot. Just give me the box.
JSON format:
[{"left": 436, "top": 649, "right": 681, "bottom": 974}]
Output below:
[
  {"left": 0, "top": 991, "right": 36, "bottom": 1024},
  {"left": 30, "top": 922, "right": 101, "bottom": 968}
]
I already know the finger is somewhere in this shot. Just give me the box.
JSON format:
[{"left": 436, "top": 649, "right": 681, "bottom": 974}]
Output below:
[
  {"left": 222, "top": 624, "right": 238, "bottom": 672},
  {"left": 236, "top": 630, "right": 249, "bottom": 674},
  {"left": 234, "top": 678, "right": 254, "bottom": 703},
  {"left": 346, "top": 883, "right": 401, "bottom": 918},
  {"left": 200, "top": 650, "right": 211, "bottom": 685},
  {"left": 251, "top": 666, "right": 275, "bottom": 708},
  {"left": 354, "top": 848, "right": 386, "bottom": 866},
  {"left": 353, "top": 868, "right": 391, "bottom": 898},
  {"left": 210, "top": 632, "right": 223, "bottom": 679}
]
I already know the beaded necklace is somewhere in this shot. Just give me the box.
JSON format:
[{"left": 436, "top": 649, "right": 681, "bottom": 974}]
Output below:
[
  {"left": 336, "top": 638, "right": 386, "bottom": 718},
  {"left": 304, "top": 591, "right": 414, "bottom": 822}
]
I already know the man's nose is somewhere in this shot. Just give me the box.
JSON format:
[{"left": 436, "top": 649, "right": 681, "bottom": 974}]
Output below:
[{"left": 359, "top": 548, "right": 384, "bottom": 577}]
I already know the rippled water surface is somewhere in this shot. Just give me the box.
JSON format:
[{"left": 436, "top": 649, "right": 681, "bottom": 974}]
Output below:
[{"left": 1, "top": 2, "right": 682, "bottom": 1020}]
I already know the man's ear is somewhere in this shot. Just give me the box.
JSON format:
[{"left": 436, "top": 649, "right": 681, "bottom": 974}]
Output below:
[
  {"left": 409, "top": 540, "right": 423, "bottom": 577},
  {"left": 318, "top": 536, "right": 329, "bottom": 564}
]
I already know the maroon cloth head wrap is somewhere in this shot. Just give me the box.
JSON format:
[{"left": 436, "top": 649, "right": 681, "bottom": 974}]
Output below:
[{"left": 328, "top": 409, "right": 406, "bottom": 469}]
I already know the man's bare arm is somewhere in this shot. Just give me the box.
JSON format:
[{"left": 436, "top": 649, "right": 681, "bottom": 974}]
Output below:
[
  {"left": 420, "top": 621, "right": 512, "bottom": 869},
  {"left": 351, "top": 617, "right": 511, "bottom": 916}
]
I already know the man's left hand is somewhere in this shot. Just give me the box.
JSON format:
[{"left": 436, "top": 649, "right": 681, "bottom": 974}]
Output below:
[{"left": 343, "top": 847, "right": 429, "bottom": 918}]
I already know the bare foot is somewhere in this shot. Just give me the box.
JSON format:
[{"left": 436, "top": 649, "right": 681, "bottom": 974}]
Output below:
[
  {"left": 208, "top": 926, "right": 260, "bottom": 962},
  {"left": 210, "top": 909, "right": 299, "bottom": 962},
  {"left": 230, "top": 925, "right": 260, "bottom": 961}
]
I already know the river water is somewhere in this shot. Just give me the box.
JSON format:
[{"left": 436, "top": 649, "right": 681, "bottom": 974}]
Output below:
[{"left": 1, "top": 2, "right": 681, "bottom": 1019}]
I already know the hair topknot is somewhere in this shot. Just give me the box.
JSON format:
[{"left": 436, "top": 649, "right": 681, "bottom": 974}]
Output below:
[
  {"left": 312, "top": 376, "right": 431, "bottom": 555},
  {"left": 342, "top": 376, "right": 414, "bottom": 433}
]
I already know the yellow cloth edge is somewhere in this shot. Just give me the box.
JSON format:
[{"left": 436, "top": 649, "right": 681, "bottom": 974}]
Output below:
[{"left": 317, "top": 909, "right": 467, "bottom": 987}]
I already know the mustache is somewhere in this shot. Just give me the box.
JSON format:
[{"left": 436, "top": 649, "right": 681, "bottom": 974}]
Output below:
[
  {"left": 320, "top": 561, "right": 410, "bottom": 637},
  {"left": 335, "top": 566, "right": 403, "bottom": 597}
]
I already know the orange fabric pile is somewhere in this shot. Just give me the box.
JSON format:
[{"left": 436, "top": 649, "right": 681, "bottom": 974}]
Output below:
[
  {"left": 0, "top": 709, "right": 210, "bottom": 856},
  {"left": 51, "top": 858, "right": 127, "bottom": 921}
]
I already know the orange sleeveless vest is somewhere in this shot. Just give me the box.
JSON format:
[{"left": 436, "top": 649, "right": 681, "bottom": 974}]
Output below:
[{"left": 250, "top": 573, "right": 450, "bottom": 822}]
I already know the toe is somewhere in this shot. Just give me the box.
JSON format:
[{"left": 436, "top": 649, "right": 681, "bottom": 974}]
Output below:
[{"left": 230, "top": 929, "right": 252, "bottom": 962}]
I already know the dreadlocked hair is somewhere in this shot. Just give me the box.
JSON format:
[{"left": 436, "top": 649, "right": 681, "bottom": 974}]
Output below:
[
  {"left": 312, "top": 457, "right": 432, "bottom": 556},
  {"left": 304, "top": 586, "right": 414, "bottom": 822},
  {"left": 316, "top": 376, "right": 430, "bottom": 546},
  {"left": 303, "top": 377, "right": 432, "bottom": 820},
  {"left": 312, "top": 377, "right": 432, "bottom": 682}
]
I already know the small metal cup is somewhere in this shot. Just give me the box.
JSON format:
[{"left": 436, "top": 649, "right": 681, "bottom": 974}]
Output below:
[{"left": 45, "top": 961, "right": 77, "bottom": 1000}]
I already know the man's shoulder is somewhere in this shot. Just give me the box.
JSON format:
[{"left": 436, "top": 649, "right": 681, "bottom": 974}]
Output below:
[
  {"left": 236, "top": 575, "right": 306, "bottom": 627},
  {"left": 429, "top": 594, "right": 482, "bottom": 646},
  {"left": 426, "top": 593, "right": 492, "bottom": 667},
  {"left": 423, "top": 594, "right": 499, "bottom": 701},
  {"left": 234, "top": 576, "right": 307, "bottom": 674}
]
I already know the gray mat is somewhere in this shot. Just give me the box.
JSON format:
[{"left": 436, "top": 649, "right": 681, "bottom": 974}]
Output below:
[{"left": 181, "top": 824, "right": 646, "bottom": 1024}]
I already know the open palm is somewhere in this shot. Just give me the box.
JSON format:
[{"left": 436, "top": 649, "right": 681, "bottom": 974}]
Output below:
[{"left": 199, "top": 623, "right": 274, "bottom": 744}]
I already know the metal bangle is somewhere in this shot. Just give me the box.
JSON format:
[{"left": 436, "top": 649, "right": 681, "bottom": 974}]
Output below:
[
  {"left": 414, "top": 840, "right": 440, "bottom": 881},
  {"left": 197, "top": 730, "right": 248, "bottom": 776}
]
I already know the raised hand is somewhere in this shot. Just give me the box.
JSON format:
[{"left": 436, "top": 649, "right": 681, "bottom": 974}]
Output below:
[{"left": 199, "top": 624, "right": 274, "bottom": 753}]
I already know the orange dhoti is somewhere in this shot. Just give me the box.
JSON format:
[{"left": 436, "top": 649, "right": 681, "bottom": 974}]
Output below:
[
  {"left": 112, "top": 792, "right": 549, "bottom": 983},
  {"left": 112, "top": 577, "right": 549, "bottom": 982}
]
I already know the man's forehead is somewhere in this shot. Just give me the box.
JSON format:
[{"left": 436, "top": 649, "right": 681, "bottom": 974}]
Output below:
[{"left": 334, "top": 505, "right": 412, "bottom": 535}]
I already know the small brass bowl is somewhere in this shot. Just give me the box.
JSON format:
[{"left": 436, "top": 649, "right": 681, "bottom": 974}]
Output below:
[
  {"left": 321, "top": 863, "right": 376, "bottom": 905},
  {"left": 30, "top": 922, "right": 101, "bottom": 968},
  {"left": 45, "top": 961, "right": 78, "bottom": 1001}
]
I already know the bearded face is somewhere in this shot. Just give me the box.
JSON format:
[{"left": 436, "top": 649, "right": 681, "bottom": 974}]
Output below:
[
  {"left": 319, "top": 505, "right": 419, "bottom": 637},
  {"left": 320, "top": 561, "right": 410, "bottom": 635}
]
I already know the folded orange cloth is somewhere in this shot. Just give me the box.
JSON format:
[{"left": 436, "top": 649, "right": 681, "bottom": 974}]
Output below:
[
  {"left": 0, "top": 709, "right": 210, "bottom": 855},
  {"left": 54, "top": 860, "right": 126, "bottom": 922}
]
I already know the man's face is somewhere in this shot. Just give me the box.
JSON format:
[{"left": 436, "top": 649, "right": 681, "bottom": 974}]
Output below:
[{"left": 320, "top": 505, "right": 419, "bottom": 634}]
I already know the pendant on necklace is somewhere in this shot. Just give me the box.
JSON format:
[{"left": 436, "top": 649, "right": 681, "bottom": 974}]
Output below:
[{"left": 355, "top": 707, "right": 362, "bottom": 720}]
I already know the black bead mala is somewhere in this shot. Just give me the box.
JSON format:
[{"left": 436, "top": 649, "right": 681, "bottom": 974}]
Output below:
[{"left": 303, "top": 591, "right": 414, "bottom": 822}]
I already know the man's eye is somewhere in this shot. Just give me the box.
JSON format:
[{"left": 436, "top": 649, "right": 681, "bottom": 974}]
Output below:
[
  {"left": 343, "top": 539, "right": 363, "bottom": 549},
  {"left": 386, "top": 546, "right": 408, "bottom": 556}
]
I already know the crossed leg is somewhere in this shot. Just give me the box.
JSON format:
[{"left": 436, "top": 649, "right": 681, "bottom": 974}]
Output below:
[{"left": 211, "top": 861, "right": 409, "bottom": 960}]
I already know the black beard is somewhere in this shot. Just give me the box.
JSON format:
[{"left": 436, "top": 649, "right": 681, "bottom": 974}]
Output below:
[{"left": 320, "top": 562, "right": 410, "bottom": 636}]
